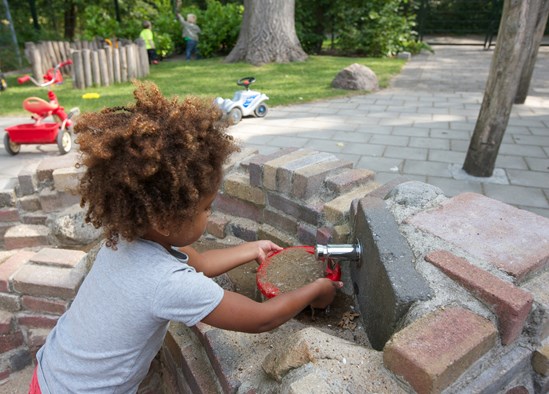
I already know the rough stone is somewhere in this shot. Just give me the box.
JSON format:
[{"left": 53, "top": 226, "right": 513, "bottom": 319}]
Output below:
[
  {"left": 331, "top": 63, "right": 379, "bottom": 91},
  {"left": 46, "top": 204, "right": 102, "bottom": 247}
]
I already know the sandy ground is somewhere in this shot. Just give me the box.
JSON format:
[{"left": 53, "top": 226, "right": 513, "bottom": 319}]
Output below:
[{"left": 0, "top": 364, "right": 34, "bottom": 394}]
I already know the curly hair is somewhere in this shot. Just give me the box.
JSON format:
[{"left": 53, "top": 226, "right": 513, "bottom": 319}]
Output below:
[{"left": 75, "top": 81, "right": 239, "bottom": 247}]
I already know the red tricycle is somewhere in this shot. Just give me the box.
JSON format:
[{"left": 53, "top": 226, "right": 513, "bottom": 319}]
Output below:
[{"left": 3, "top": 60, "right": 80, "bottom": 156}]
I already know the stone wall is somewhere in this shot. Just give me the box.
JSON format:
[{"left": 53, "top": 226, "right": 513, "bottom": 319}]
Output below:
[{"left": 0, "top": 148, "right": 547, "bottom": 393}]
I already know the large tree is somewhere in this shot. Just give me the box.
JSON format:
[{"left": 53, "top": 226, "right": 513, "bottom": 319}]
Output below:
[
  {"left": 462, "top": 0, "right": 549, "bottom": 177},
  {"left": 225, "top": 0, "right": 307, "bottom": 66}
]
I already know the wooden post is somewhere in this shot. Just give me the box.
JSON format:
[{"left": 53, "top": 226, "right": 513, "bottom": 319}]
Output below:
[
  {"left": 120, "top": 45, "right": 128, "bottom": 83},
  {"left": 462, "top": 0, "right": 544, "bottom": 177},
  {"left": 113, "top": 47, "right": 121, "bottom": 84},
  {"left": 514, "top": 0, "right": 549, "bottom": 103},
  {"left": 98, "top": 49, "right": 110, "bottom": 87},
  {"left": 105, "top": 46, "right": 114, "bottom": 85},
  {"left": 91, "top": 50, "right": 101, "bottom": 87},
  {"left": 136, "top": 39, "right": 150, "bottom": 77},
  {"left": 72, "top": 50, "right": 85, "bottom": 89},
  {"left": 25, "top": 43, "right": 42, "bottom": 81},
  {"left": 126, "top": 45, "right": 137, "bottom": 80},
  {"left": 82, "top": 49, "right": 93, "bottom": 88}
]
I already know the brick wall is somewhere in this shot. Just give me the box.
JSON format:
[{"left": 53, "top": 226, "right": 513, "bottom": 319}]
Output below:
[{"left": 0, "top": 149, "right": 547, "bottom": 393}]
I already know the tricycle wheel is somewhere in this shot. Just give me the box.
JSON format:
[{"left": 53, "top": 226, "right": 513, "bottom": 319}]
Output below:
[
  {"left": 254, "top": 103, "right": 268, "bottom": 118},
  {"left": 3, "top": 133, "right": 20, "bottom": 156},
  {"left": 57, "top": 128, "right": 72, "bottom": 154},
  {"left": 228, "top": 108, "right": 242, "bottom": 125}
]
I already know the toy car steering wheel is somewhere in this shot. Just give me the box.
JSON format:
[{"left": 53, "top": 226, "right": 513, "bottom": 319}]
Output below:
[{"left": 237, "top": 77, "right": 255, "bottom": 90}]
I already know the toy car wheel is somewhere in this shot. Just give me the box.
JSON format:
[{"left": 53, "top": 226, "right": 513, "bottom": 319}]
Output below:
[
  {"left": 254, "top": 103, "right": 268, "bottom": 118},
  {"left": 57, "top": 128, "right": 72, "bottom": 155},
  {"left": 3, "top": 133, "right": 20, "bottom": 156},
  {"left": 228, "top": 108, "right": 242, "bottom": 125}
]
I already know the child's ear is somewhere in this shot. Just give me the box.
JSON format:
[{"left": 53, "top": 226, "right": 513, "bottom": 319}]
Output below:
[{"left": 153, "top": 224, "right": 171, "bottom": 237}]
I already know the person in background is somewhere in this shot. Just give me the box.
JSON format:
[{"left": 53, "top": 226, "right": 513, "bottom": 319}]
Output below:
[
  {"left": 140, "top": 20, "right": 159, "bottom": 65},
  {"left": 28, "top": 81, "right": 342, "bottom": 393},
  {"left": 177, "top": 13, "right": 201, "bottom": 61}
]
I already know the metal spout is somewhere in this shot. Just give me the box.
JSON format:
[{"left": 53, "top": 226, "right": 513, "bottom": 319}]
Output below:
[{"left": 315, "top": 243, "right": 361, "bottom": 262}]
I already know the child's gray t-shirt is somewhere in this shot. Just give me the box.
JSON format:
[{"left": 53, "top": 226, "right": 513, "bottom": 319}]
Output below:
[{"left": 36, "top": 238, "right": 224, "bottom": 393}]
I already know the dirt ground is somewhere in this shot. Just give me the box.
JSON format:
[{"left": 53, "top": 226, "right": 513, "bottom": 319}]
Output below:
[
  {"left": 0, "top": 364, "right": 34, "bottom": 394},
  {"left": 194, "top": 237, "right": 370, "bottom": 347}
]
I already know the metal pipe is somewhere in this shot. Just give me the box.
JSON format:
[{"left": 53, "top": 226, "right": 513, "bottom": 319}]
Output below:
[{"left": 315, "top": 243, "right": 361, "bottom": 262}]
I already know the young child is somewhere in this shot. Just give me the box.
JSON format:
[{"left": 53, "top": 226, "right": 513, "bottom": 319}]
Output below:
[
  {"left": 139, "top": 20, "right": 159, "bottom": 65},
  {"left": 177, "top": 12, "right": 201, "bottom": 60},
  {"left": 29, "top": 81, "right": 342, "bottom": 393}
]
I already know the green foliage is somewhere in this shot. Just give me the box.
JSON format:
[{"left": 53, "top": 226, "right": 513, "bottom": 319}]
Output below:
[
  {"left": 195, "top": 0, "right": 243, "bottom": 58},
  {"left": 333, "top": 0, "right": 421, "bottom": 57}
]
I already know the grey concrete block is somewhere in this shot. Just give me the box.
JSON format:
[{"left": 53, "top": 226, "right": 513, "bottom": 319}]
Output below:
[{"left": 350, "top": 196, "right": 431, "bottom": 350}]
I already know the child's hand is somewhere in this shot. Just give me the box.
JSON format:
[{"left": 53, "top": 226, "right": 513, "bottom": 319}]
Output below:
[
  {"left": 253, "top": 240, "right": 283, "bottom": 265},
  {"left": 310, "top": 278, "right": 343, "bottom": 309}
]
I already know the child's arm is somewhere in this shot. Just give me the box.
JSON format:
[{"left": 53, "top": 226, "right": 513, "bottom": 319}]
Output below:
[
  {"left": 202, "top": 278, "right": 343, "bottom": 333},
  {"left": 180, "top": 240, "right": 282, "bottom": 277}
]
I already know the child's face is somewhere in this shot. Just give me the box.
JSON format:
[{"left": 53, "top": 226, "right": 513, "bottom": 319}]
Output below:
[{"left": 168, "top": 191, "right": 216, "bottom": 247}]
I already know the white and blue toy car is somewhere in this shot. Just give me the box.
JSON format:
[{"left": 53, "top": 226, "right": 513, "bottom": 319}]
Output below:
[{"left": 214, "top": 77, "right": 269, "bottom": 124}]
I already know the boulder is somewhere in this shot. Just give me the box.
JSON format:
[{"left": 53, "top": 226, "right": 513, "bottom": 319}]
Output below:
[{"left": 331, "top": 63, "right": 379, "bottom": 91}]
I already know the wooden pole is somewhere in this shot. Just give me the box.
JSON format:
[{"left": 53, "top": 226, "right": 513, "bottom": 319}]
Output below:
[
  {"left": 82, "top": 49, "right": 93, "bottom": 88},
  {"left": 514, "top": 0, "right": 549, "bottom": 104},
  {"left": 462, "top": 0, "right": 543, "bottom": 177}
]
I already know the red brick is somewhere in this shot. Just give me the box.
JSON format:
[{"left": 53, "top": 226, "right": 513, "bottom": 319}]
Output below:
[
  {"left": 206, "top": 214, "right": 229, "bottom": 239},
  {"left": 407, "top": 192, "right": 549, "bottom": 281},
  {"left": 22, "top": 295, "right": 69, "bottom": 315},
  {"left": 16, "top": 312, "right": 59, "bottom": 329},
  {"left": 0, "top": 208, "right": 20, "bottom": 223},
  {"left": 291, "top": 159, "right": 353, "bottom": 200},
  {"left": 0, "top": 368, "right": 10, "bottom": 383},
  {"left": 213, "top": 194, "right": 262, "bottom": 223},
  {"left": 325, "top": 168, "right": 375, "bottom": 195},
  {"left": 383, "top": 307, "right": 497, "bottom": 394},
  {"left": 0, "top": 251, "right": 35, "bottom": 293},
  {"left": 506, "top": 387, "right": 529, "bottom": 394},
  {"left": 29, "top": 247, "right": 86, "bottom": 269},
  {"left": 13, "top": 262, "right": 87, "bottom": 299},
  {"left": 36, "top": 153, "right": 79, "bottom": 183},
  {"left": 425, "top": 250, "right": 533, "bottom": 345},
  {"left": 0, "top": 310, "right": 14, "bottom": 334},
  {"left": 0, "top": 331, "right": 24, "bottom": 353},
  {"left": 4, "top": 224, "right": 50, "bottom": 250},
  {"left": 164, "top": 327, "right": 219, "bottom": 394}
]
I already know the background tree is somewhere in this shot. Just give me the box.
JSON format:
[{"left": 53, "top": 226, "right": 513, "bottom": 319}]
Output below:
[
  {"left": 225, "top": 0, "right": 307, "bottom": 66},
  {"left": 463, "top": 0, "right": 549, "bottom": 177}
]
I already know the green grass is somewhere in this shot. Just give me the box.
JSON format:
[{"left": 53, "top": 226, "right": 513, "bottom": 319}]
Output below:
[{"left": 0, "top": 55, "right": 405, "bottom": 116}]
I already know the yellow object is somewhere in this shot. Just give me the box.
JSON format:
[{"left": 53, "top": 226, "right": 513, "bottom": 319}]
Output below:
[{"left": 82, "top": 93, "right": 100, "bottom": 99}]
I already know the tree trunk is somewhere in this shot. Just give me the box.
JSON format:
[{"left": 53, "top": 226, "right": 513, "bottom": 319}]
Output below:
[
  {"left": 28, "top": 0, "right": 40, "bottom": 31},
  {"left": 462, "top": 0, "right": 545, "bottom": 177},
  {"left": 225, "top": 0, "right": 307, "bottom": 66},
  {"left": 64, "top": 0, "right": 77, "bottom": 41},
  {"left": 514, "top": 0, "right": 549, "bottom": 104}
]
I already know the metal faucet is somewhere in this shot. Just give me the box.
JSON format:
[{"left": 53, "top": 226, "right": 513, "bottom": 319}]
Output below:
[{"left": 314, "top": 243, "right": 362, "bottom": 262}]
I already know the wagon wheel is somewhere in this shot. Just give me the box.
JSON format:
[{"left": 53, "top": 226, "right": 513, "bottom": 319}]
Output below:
[
  {"left": 3, "top": 133, "right": 21, "bottom": 155},
  {"left": 57, "top": 127, "right": 72, "bottom": 154}
]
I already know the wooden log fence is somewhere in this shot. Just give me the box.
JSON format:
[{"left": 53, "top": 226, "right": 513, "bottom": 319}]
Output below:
[{"left": 24, "top": 39, "right": 150, "bottom": 89}]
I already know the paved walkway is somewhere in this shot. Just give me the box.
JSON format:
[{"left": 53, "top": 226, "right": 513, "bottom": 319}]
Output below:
[
  {"left": 231, "top": 45, "right": 549, "bottom": 218},
  {"left": 1, "top": 45, "right": 548, "bottom": 218}
]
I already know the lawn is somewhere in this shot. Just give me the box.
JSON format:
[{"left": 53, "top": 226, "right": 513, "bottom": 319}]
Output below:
[{"left": 0, "top": 55, "right": 406, "bottom": 116}]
